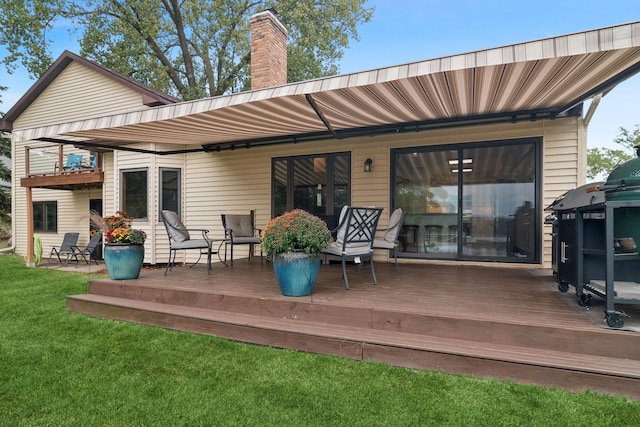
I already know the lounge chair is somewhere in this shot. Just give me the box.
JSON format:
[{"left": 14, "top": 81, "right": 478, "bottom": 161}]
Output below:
[
  {"left": 47, "top": 232, "right": 80, "bottom": 266},
  {"left": 322, "top": 206, "right": 383, "bottom": 289},
  {"left": 69, "top": 232, "right": 102, "bottom": 267}
]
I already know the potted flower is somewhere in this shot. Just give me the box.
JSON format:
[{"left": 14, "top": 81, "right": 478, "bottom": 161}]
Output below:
[
  {"left": 90, "top": 210, "right": 147, "bottom": 280},
  {"left": 261, "top": 209, "right": 332, "bottom": 296}
]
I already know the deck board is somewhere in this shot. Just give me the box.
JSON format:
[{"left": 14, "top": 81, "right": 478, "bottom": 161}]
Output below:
[{"left": 98, "top": 261, "right": 635, "bottom": 329}]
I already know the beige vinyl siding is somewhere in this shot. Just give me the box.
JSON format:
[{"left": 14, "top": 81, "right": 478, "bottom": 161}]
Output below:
[
  {"left": 542, "top": 117, "right": 582, "bottom": 266},
  {"left": 14, "top": 186, "right": 92, "bottom": 259},
  {"left": 14, "top": 62, "right": 148, "bottom": 129}
]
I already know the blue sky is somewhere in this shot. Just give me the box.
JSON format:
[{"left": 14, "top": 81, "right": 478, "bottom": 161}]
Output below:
[{"left": 1, "top": 0, "right": 639, "bottom": 150}]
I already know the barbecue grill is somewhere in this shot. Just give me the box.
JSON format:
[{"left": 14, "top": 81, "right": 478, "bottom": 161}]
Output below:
[{"left": 546, "top": 147, "right": 640, "bottom": 328}]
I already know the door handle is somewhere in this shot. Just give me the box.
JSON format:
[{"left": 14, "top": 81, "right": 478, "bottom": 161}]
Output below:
[{"left": 561, "top": 242, "right": 569, "bottom": 263}]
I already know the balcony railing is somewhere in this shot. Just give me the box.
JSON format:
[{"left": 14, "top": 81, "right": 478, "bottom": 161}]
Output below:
[{"left": 22, "top": 145, "right": 104, "bottom": 190}]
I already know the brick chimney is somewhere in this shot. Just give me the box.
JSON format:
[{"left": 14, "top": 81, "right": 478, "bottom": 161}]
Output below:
[{"left": 250, "top": 9, "right": 288, "bottom": 90}]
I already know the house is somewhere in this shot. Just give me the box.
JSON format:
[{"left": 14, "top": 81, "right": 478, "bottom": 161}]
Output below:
[
  {"left": 0, "top": 51, "right": 179, "bottom": 260},
  {"left": 2, "top": 11, "right": 640, "bottom": 269}
]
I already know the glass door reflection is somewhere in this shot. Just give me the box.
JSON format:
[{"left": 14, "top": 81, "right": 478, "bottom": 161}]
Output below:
[{"left": 394, "top": 149, "right": 459, "bottom": 258}]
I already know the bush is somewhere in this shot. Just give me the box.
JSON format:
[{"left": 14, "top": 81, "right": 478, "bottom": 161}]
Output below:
[{"left": 260, "top": 209, "right": 331, "bottom": 255}]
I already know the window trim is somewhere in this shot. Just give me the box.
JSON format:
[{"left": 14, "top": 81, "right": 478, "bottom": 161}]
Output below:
[
  {"left": 159, "top": 167, "right": 182, "bottom": 219},
  {"left": 271, "top": 151, "right": 351, "bottom": 218},
  {"left": 33, "top": 201, "right": 58, "bottom": 233},
  {"left": 120, "top": 168, "right": 149, "bottom": 221}
]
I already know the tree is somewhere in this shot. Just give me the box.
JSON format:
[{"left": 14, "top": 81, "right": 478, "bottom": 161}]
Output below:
[
  {"left": 587, "top": 125, "right": 640, "bottom": 181},
  {"left": 0, "top": 0, "right": 373, "bottom": 100},
  {"left": 0, "top": 85, "right": 11, "bottom": 223}
]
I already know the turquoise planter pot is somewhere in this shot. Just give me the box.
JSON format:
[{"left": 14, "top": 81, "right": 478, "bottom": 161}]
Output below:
[
  {"left": 273, "top": 252, "right": 320, "bottom": 297},
  {"left": 104, "top": 244, "right": 145, "bottom": 280}
]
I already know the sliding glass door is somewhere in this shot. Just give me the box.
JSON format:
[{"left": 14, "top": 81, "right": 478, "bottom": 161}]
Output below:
[
  {"left": 392, "top": 139, "right": 540, "bottom": 263},
  {"left": 395, "top": 149, "right": 459, "bottom": 257}
]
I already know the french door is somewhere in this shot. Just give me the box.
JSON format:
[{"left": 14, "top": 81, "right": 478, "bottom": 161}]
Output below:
[{"left": 272, "top": 152, "right": 351, "bottom": 229}]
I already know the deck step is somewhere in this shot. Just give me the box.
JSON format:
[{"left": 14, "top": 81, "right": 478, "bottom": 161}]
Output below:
[
  {"left": 67, "top": 293, "right": 640, "bottom": 399},
  {"left": 86, "top": 280, "right": 640, "bottom": 360}
]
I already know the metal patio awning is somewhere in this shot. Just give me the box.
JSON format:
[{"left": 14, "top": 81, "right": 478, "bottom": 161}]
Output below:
[{"left": 15, "top": 21, "right": 640, "bottom": 152}]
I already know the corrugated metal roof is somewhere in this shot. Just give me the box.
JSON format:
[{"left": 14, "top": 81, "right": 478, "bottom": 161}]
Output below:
[{"left": 14, "top": 21, "right": 640, "bottom": 151}]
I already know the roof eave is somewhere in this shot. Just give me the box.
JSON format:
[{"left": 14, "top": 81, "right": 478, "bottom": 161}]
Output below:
[{"left": 0, "top": 50, "right": 179, "bottom": 132}]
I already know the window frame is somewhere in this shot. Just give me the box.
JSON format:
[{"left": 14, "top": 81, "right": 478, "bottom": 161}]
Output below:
[
  {"left": 390, "top": 137, "right": 541, "bottom": 263},
  {"left": 271, "top": 151, "right": 351, "bottom": 218},
  {"left": 159, "top": 167, "right": 182, "bottom": 218},
  {"left": 120, "top": 168, "right": 149, "bottom": 221},
  {"left": 33, "top": 201, "right": 58, "bottom": 233}
]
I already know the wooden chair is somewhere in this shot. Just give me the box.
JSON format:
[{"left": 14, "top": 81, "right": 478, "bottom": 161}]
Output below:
[
  {"left": 373, "top": 208, "right": 404, "bottom": 271},
  {"left": 322, "top": 206, "right": 383, "bottom": 289},
  {"left": 47, "top": 232, "right": 80, "bottom": 266},
  {"left": 160, "top": 210, "right": 212, "bottom": 275},
  {"left": 221, "top": 211, "right": 263, "bottom": 266},
  {"left": 69, "top": 232, "right": 102, "bottom": 267}
]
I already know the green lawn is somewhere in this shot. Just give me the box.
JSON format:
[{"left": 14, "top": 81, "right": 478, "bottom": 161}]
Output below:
[{"left": 1, "top": 253, "right": 638, "bottom": 426}]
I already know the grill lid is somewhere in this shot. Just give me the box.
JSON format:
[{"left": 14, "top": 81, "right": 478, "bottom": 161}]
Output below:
[
  {"left": 545, "top": 182, "right": 605, "bottom": 212},
  {"left": 604, "top": 146, "right": 640, "bottom": 188}
]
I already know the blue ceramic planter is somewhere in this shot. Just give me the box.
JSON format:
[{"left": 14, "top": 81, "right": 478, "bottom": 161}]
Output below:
[
  {"left": 273, "top": 252, "right": 320, "bottom": 297},
  {"left": 104, "top": 244, "right": 145, "bottom": 280}
]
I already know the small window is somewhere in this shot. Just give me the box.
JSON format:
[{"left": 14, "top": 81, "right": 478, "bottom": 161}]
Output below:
[
  {"left": 160, "top": 168, "right": 181, "bottom": 216},
  {"left": 33, "top": 201, "right": 57, "bottom": 232},
  {"left": 121, "top": 169, "right": 148, "bottom": 220}
]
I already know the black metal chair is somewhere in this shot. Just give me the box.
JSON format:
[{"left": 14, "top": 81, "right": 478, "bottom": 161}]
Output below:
[
  {"left": 221, "top": 211, "right": 263, "bottom": 267},
  {"left": 69, "top": 232, "right": 102, "bottom": 267},
  {"left": 322, "top": 206, "right": 383, "bottom": 289},
  {"left": 47, "top": 232, "right": 80, "bottom": 266},
  {"left": 373, "top": 208, "right": 404, "bottom": 271},
  {"left": 160, "top": 210, "right": 212, "bottom": 275}
]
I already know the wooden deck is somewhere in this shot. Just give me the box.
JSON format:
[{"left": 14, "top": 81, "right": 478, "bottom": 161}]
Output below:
[{"left": 64, "top": 260, "right": 640, "bottom": 400}]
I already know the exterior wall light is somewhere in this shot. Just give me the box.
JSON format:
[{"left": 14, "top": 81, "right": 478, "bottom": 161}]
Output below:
[{"left": 364, "top": 158, "right": 373, "bottom": 172}]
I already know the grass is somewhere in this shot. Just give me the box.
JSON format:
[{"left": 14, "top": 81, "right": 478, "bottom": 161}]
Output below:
[{"left": 0, "top": 254, "right": 639, "bottom": 426}]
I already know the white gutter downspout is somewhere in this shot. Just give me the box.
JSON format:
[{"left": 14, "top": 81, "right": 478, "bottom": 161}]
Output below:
[{"left": 0, "top": 133, "right": 16, "bottom": 254}]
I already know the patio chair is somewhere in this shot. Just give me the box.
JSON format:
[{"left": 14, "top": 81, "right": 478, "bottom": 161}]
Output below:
[
  {"left": 373, "top": 208, "right": 404, "bottom": 271},
  {"left": 69, "top": 232, "right": 102, "bottom": 267},
  {"left": 322, "top": 206, "right": 383, "bottom": 289},
  {"left": 221, "top": 211, "right": 263, "bottom": 267},
  {"left": 160, "top": 210, "right": 212, "bottom": 275},
  {"left": 47, "top": 232, "right": 80, "bottom": 266}
]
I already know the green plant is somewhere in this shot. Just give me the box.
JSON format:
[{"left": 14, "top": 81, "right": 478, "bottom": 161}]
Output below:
[
  {"left": 261, "top": 209, "right": 331, "bottom": 255},
  {"left": 90, "top": 210, "right": 146, "bottom": 244}
]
